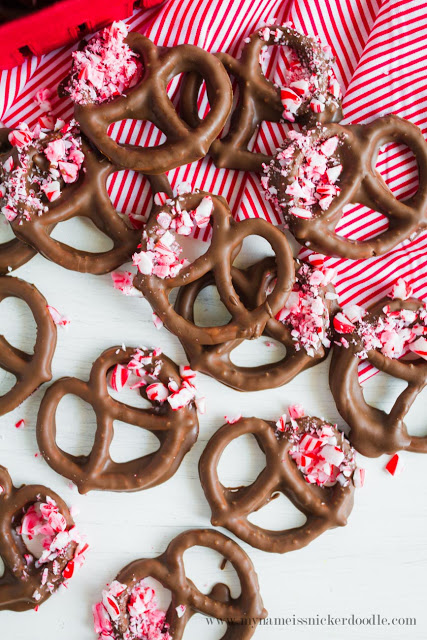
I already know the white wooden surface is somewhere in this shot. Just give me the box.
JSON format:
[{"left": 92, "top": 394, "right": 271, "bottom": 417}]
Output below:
[{"left": 0, "top": 219, "right": 426, "bottom": 640}]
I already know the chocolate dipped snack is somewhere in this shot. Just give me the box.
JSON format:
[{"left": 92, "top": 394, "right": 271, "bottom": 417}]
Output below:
[
  {"left": 330, "top": 279, "right": 427, "bottom": 457},
  {"left": 37, "top": 346, "right": 200, "bottom": 493},
  {"left": 263, "top": 115, "right": 427, "bottom": 258},
  {"left": 0, "top": 128, "right": 38, "bottom": 273},
  {"left": 199, "top": 412, "right": 363, "bottom": 554},
  {"left": 175, "top": 257, "right": 338, "bottom": 391},
  {"left": 0, "top": 275, "right": 56, "bottom": 416},
  {"left": 180, "top": 24, "right": 342, "bottom": 172},
  {"left": 0, "top": 465, "right": 87, "bottom": 612},
  {"left": 92, "top": 529, "right": 266, "bottom": 640},
  {"left": 64, "top": 21, "right": 233, "bottom": 174},
  {"left": 1, "top": 120, "right": 171, "bottom": 274},
  {"left": 133, "top": 190, "right": 295, "bottom": 345}
]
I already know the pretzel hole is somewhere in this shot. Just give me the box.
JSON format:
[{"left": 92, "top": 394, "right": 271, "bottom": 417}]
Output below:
[
  {"left": 192, "top": 285, "right": 231, "bottom": 327},
  {"left": 217, "top": 434, "right": 266, "bottom": 488},
  {"left": 0, "top": 370, "right": 17, "bottom": 396},
  {"left": 107, "top": 170, "right": 152, "bottom": 221},
  {"left": 0, "top": 217, "right": 16, "bottom": 242},
  {"left": 107, "top": 120, "right": 167, "bottom": 148},
  {"left": 140, "top": 577, "right": 172, "bottom": 611},
  {"left": 183, "top": 546, "right": 241, "bottom": 598},
  {"left": 363, "top": 371, "right": 426, "bottom": 437},
  {"left": 55, "top": 395, "right": 97, "bottom": 456},
  {"left": 50, "top": 218, "right": 114, "bottom": 252},
  {"left": 247, "top": 491, "right": 307, "bottom": 530},
  {"left": 0, "top": 295, "right": 37, "bottom": 354},
  {"left": 110, "top": 420, "right": 160, "bottom": 463},
  {"left": 108, "top": 379, "right": 153, "bottom": 411},
  {"left": 375, "top": 143, "right": 418, "bottom": 201},
  {"left": 233, "top": 236, "right": 274, "bottom": 270},
  {"left": 230, "top": 337, "right": 287, "bottom": 367},
  {"left": 335, "top": 203, "right": 389, "bottom": 240}
]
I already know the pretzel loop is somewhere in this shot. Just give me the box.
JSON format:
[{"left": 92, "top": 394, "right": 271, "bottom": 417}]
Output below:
[
  {"left": 330, "top": 298, "right": 427, "bottom": 457},
  {"left": 134, "top": 192, "right": 295, "bottom": 345},
  {"left": 199, "top": 417, "right": 355, "bottom": 554},
  {"left": 110, "top": 529, "right": 266, "bottom": 640},
  {"left": 10, "top": 142, "right": 170, "bottom": 274},
  {"left": 0, "top": 276, "right": 56, "bottom": 417},
  {"left": 75, "top": 33, "right": 233, "bottom": 174},
  {"left": 37, "top": 347, "right": 199, "bottom": 493}
]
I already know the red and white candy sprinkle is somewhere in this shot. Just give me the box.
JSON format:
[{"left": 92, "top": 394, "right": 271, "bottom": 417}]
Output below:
[
  {"left": 279, "top": 410, "right": 362, "bottom": 488},
  {"left": 263, "top": 129, "right": 342, "bottom": 222},
  {"left": 93, "top": 579, "right": 171, "bottom": 640},
  {"left": 66, "top": 21, "right": 141, "bottom": 105}
]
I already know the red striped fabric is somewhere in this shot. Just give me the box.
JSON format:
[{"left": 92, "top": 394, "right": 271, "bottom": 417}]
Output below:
[{"left": 0, "top": 0, "right": 426, "bottom": 383}]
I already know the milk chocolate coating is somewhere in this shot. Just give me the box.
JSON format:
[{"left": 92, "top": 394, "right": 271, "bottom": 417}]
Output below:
[
  {"left": 330, "top": 298, "right": 427, "bottom": 457},
  {"left": 199, "top": 416, "right": 355, "bottom": 554},
  {"left": 74, "top": 32, "right": 233, "bottom": 174},
  {"left": 0, "top": 465, "right": 76, "bottom": 612},
  {"left": 36, "top": 347, "right": 199, "bottom": 493},
  {"left": 180, "top": 25, "right": 343, "bottom": 172},
  {"left": 134, "top": 191, "right": 295, "bottom": 345},
  {"left": 266, "top": 114, "right": 427, "bottom": 258},
  {"left": 0, "top": 129, "right": 37, "bottom": 273},
  {"left": 109, "top": 529, "right": 266, "bottom": 639},
  {"left": 9, "top": 138, "right": 171, "bottom": 274},
  {"left": 0, "top": 275, "right": 56, "bottom": 416},
  {"left": 175, "top": 257, "right": 337, "bottom": 391}
]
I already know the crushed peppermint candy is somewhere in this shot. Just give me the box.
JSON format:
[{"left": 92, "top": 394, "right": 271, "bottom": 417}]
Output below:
[
  {"left": 0, "top": 119, "right": 83, "bottom": 222},
  {"left": 93, "top": 579, "right": 171, "bottom": 640},
  {"left": 258, "top": 25, "right": 341, "bottom": 122},
  {"left": 111, "top": 271, "right": 142, "bottom": 297},
  {"left": 16, "top": 496, "right": 87, "bottom": 593},
  {"left": 334, "top": 279, "right": 427, "bottom": 360},
  {"left": 47, "top": 305, "right": 70, "bottom": 328},
  {"left": 385, "top": 453, "right": 404, "bottom": 477},
  {"left": 268, "top": 260, "right": 336, "bottom": 356},
  {"left": 278, "top": 412, "right": 362, "bottom": 488},
  {"left": 133, "top": 194, "right": 214, "bottom": 280},
  {"left": 108, "top": 347, "right": 205, "bottom": 412},
  {"left": 15, "top": 419, "right": 25, "bottom": 429},
  {"left": 263, "top": 129, "right": 343, "bottom": 221},
  {"left": 66, "top": 21, "right": 141, "bottom": 105}
]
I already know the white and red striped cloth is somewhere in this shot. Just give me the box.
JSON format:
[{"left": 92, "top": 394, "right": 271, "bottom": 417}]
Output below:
[{"left": 0, "top": 0, "right": 426, "bottom": 382}]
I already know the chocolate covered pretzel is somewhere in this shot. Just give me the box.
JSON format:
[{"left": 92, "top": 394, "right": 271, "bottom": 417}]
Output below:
[
  {"left": 330, "top": 286, "right": 427, "bottom": 457},
  {"left": 0, "top": 275, "right": 56, "bottom": 416},
  {"left": 180, "top": 24, "right": 342, "bottom": 172},
  {"left": 0, "top": 465, "right": 86, "bottom": 612},
  {"left": 37, "top": 346, "right": 199, "bottom": 493},
  {"left": 2, "top": 122, "right": 170, "bottom": 274},
  {"left": 264, "top": 115, "right": 427, "bottom": 258},
  {"left": 93, "top": 529, "right": 266, "bottom": 640},
  {"left": 175, "top": 257, "right": 337, "bottom": 391},
  {"left": 69, "top": 27, "right": 233, "bottom": 174},
  {"left": 133, "top": 191, "right": 295, "bottom": 345},
  {"left": 199, "top": 415, "right": 360, "bottom": 554}
]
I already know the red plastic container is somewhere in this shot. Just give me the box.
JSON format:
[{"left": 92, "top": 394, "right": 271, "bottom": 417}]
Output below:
[{"left": 0, "top": 0, "right": 164, "bottom": 70}]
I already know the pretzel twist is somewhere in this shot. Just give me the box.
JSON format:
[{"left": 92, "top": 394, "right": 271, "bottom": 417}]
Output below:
[
  {"left": 199, "top": 417, "right": 355, "bottom": 554},
  {"left": 180, "top": 25, "right": 343, "bottom": 172},
  {"left": 109, "top": 529, "right": 266, "bottom": 640},
  {"left": 0, "top": 466, "right": 76, "bottom": 612},
  {"left": 266, "top": 115, "right": 427, "bottom": 258},
  {"left": 0, "top": 276, "right": 56, "bottom": 416},
  {"left": 330, "top": 298, "right": 427, "bottom": 457},
  {"left": 175, "top": 257, "right": 337, "bottom": 391},
  {"left": 74, "top": 33, "right": 233, "bottom": 174},
  {"left": 36, "top": 347, "right": 199, "bottom": 493},
  {"left": 134, "top": 192, "right": 295, "bottom": 345}
]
